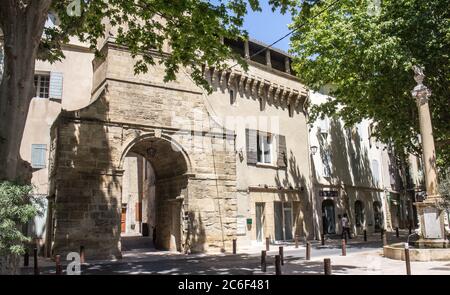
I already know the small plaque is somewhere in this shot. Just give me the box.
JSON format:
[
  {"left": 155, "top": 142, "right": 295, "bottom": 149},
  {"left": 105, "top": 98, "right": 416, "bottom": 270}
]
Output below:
[
  {"left": 237, "top": 216, "right": 246, "bottom": 235},
  {"left": 423, "top": 207, "right": 442, "bottom": 239}
]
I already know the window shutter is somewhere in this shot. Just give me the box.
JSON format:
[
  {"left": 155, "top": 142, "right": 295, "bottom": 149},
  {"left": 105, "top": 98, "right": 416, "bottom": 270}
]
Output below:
[
  {"left": 277, "top": 134, "right": 287, "bottom": 168},
  {"left": 246, "top": 129, "right": 257, "bottom": 165},
  {"left": 318, "top": 118, "right": 329, "bottom": 134},
  {"left": 31, "top": 144, "right": 47, "bottom": 169},
  {"left": 49, "top": 72, "right": 63, "bottom": 100}
]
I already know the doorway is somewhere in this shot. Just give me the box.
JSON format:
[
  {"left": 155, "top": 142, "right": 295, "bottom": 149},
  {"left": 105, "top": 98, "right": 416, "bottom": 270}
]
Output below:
[
  {"left": 322, "top": 199, "right": 336, "bottom": 234},
  {"left": 121, "top": 206, "right": 127, "bottom": 233},
  {"left": 274, "top": 201, "right": 293, "bottom": 241},
  {"left": 255, "top": 202, "right": 265, "bottom": 242},
  {"left": 373, "top": 201, "right": 383, "bottom": 232}
]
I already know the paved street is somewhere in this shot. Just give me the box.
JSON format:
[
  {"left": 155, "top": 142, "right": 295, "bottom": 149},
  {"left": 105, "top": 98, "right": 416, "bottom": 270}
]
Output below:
[{"left": 20, "top": 231, "right": 450, "bottom": 275}]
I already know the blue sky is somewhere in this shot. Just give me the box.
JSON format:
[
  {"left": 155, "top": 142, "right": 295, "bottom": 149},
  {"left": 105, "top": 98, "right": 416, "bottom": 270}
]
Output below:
[{"left": 243, "top": 1, "right": 293, "bottom": 52}]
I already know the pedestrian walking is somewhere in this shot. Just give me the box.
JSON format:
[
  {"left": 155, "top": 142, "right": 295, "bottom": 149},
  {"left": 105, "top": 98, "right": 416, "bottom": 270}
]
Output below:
[{"left": 341, "top": 213, "right": 352, "bottom": 240}]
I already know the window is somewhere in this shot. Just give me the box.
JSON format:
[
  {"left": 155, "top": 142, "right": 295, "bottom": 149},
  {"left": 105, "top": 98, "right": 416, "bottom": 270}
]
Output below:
[
  {"left": 372, "top": 159, "right": 380, "bottom": 184},
  {"left": 257, "top": 132, "right": 273, "bottom": 164},
  {"left": 355, "top": 201, "right": 364, "bottom": 227},
  {"left": 274, "top": 201, "right": 293, "bottom": 241},
  {"left": 31, "top": 144, "right": 47, "bottom": 169},
  {"left": 229, "top": 89, "right": 236, "bottom": 105},
  {"left": 34, "top": 72, "right": 63, "bottom": 100},
  {"left": 34, "top": 74, "right": 50, "bottom": 98},
  {"left": 322, "top": 150, "right": 332, "bottom": 177}
]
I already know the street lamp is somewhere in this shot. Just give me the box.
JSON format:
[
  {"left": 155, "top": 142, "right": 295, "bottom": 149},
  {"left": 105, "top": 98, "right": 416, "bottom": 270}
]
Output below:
[{"left": 410, "top": 65, "right": 446, "bottom": 246}]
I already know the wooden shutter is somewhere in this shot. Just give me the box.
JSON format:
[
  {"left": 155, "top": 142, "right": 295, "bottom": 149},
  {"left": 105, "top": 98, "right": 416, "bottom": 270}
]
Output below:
[
  {"left": 135, "top": 202, "right": 142, "bottom": 221},
  {"left": 277, "top": 134, "right": 287, "bottom": 168},
  {"left": 246, "top": 129, "right": 257, "bottom": 165},
  {"left": 31, "top": 144, "right": 47, "bottom": 168},
  {"left": 49, "top": 72, "right": 63, "bottom": 100}
]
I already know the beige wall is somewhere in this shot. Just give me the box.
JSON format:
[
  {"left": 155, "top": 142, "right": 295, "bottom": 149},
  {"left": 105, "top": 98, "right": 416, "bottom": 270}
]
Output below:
[{"left": 20, "top": 46, "right": 94, "bottom": 195}]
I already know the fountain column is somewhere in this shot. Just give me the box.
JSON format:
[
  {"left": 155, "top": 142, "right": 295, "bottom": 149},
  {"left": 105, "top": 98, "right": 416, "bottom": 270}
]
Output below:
[{"left": 411, "top": 66, "right": 447, "bottom": 246}]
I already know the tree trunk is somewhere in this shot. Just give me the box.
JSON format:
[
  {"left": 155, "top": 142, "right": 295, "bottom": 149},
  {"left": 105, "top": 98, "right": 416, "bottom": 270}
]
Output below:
[{"left": 0, "top": 0, "right": 52, "bottom": 182}]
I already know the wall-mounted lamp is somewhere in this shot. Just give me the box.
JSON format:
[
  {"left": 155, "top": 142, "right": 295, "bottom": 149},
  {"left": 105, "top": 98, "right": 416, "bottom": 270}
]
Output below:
[
  {"left": 237, "top": 148, "right": 244, "bottom": 162},
  {"left": 310, "top": 145, "right": 318, "bottom": 155},
  {"left": 146, "top": 143, "right": 157, "bottom": 158}
]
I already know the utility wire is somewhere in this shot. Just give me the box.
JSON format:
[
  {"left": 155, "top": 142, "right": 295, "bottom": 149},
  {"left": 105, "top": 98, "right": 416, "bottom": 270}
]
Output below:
[{"left": 228, "top": 0, "right": 341, "bottom": 70}]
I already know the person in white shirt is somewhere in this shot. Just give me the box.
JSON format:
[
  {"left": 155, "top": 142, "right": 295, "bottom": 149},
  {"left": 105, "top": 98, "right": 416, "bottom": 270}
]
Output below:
[{"left": 341, "top": 213, "right": 352, "bottom": 239}]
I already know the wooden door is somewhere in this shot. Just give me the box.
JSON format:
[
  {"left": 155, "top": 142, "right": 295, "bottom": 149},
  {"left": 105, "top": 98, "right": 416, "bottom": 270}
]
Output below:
[{"left": 121, "top": 208, "right": 126, "bottom": 233}]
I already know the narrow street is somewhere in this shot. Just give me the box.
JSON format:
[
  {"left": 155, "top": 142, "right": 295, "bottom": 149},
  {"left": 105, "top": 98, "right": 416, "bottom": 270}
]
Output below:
[{"left": 21, "top": 231, "right": 450, "bottom": 275}]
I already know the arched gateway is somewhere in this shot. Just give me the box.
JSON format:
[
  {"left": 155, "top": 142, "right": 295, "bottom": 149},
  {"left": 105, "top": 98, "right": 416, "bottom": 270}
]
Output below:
[{"left": 46, "top": 42, "right": 238, "bottom": 259}]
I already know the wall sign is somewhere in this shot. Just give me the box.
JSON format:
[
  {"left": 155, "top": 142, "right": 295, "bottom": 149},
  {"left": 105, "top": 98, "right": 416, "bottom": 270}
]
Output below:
[
  {"left": 319, "top": 190, "right": 339, "bottom": 197},
  {"left": 236, "top": 216, "right": 247, "bottom": 235}
]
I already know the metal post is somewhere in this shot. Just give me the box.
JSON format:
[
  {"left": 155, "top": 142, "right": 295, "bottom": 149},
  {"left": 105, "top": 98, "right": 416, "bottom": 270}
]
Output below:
[
  {"left": 232, "top": 239, "right": 237, "bottom": 254},
  {"left": 341, "top": 239, "right": 346, "bottom": 256},
  {"left": 364, "top": 230, "right": 367, "bottom": 242},
  {"left": 55, "top": 255, "right": 62, "bottom": 275},
  {"left": 279, "top": 246, "right": 284, "bottom": 266},
  {"left": 396, "top": 227, "right": 399, "bottom": 238},
  {"left": 405, "top": 243, "right": 411, "bottom": 275},
  {"left": 409, "top": 221, "right": 412, "bottom": 235},
  {"left": 33, "top": 248, "right": 39, "bottom": 275},
  {"left": 306, "top": 242, "right": 311, "bottom": 261},
  {"left": 261, "top": 250, "right": 267, "bottom": 272},
  {"left": 80, "top": 246, "right": 85, "bottom": 264},
  {"left": 24, "top": 250, "right": 29, "bottom": 267},
  {"left": 266, "top": 237, "right": 270, "bottom": 251},
  {"left": 275, "top": 255, "right": 281, "bottom": 275},
  {"left": 321, "top": 233, "right": 325, "bottom": 246},
  {"left": 323, "top": 258, "right": 331, "bottom": 275}
]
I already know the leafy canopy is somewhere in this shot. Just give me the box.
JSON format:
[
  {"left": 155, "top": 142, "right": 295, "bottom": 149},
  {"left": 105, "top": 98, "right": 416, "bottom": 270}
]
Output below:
[
  {"left": 0, "top": 182, "right": 43, "bottom": 256},
  {"left": 290, "top": 0, "right": 450, "bottom": 170},
  {"left": 42, "top": 0, "right": 294, "bottom": 91}
]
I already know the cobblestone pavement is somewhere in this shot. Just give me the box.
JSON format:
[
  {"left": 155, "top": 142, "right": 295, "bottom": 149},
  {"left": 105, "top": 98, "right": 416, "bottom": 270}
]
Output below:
[{"left": 20, "top": 231, "right": 450, "bottom": 275}]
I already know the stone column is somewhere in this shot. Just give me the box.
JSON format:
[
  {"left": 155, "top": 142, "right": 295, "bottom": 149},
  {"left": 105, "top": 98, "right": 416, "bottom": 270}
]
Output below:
[
  {"left": 265, "top": 49, "right": 271, "bottom": 68},
  {"left": 411, "top": 66, "right": 447, "bottom": 245},
  {"left": 244, "top": 41, "right": 250, "bottom": 60}
]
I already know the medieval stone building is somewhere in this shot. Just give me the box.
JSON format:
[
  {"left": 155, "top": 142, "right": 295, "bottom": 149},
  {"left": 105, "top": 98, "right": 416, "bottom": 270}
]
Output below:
[{"left": 41, "top": 35, "right": 312, "bottom": 259}]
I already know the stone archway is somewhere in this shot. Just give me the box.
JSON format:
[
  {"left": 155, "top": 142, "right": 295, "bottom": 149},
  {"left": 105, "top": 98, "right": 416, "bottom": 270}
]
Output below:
[{"left": 120, "top": 135, "right": 192, "bottom": 252}]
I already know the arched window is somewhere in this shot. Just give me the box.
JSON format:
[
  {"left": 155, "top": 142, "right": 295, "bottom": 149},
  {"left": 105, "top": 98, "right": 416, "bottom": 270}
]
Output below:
[
  {"left": 371, "top": 159, "right": 380, "bottom": 184},
  {"left": 355, "top": 200, "right": 364, "bottom": 227}
]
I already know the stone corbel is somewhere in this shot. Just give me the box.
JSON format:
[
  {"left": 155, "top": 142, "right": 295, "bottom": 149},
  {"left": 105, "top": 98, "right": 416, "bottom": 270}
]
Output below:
[
  {"left": 268, "top": 83, "right": 276, "bottom": 104},
  {"left": 274, "top": 85, "right": 284, "bottom": 104},
  {"left": 219, "top": 70, "right": 228, "bottom": 87},
  {"left": 238, "top": 74, "right": 247, "bottom": 92},
  {"left": 257, "top": 79, "right": 265, "bottom": 98},
  {"left": 250, "top": 76, "right": 259, "bottom": 97},
  {"left": 244, "top": 75, "right": 252, "bottom": 93},
  {"left": 227, "top": 71, "right": 236, "bottom": 89}
]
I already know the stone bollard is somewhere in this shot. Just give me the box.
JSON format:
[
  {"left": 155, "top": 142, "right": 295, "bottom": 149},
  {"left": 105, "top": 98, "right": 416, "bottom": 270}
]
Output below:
[
  {"left": 279, "top": 246, "right": 284, "bottom": 266},
  {"left": 364, "top": 230, "right": 367, "bottom": 242},
  {"left": 266, "top": 237, "right": 270, "bottom": 251},
  {"left": 323, "top": 258, "right": 331, "bottom": 275},
  {"left": 80, "top": 246, "right": 85, "bottom": 264},
  {"left": 55, "top": 255, "right": 62, "bottom": 275},
  {"left": 405, "top": 243, "right": 411, "bottom": 275},
  {"left": 341, "top": 239, "right": 346, "bottom": 256},
  {"left": 24, "top": 250, "right": 29, "bottom": 267},
  {"left": 261, "top": 250, "right": 267, "bottom": 272},
  {"left": 306, "top": 242, "right": 311, "bottom": 261},
  {"left": 232, "top": 239, "right": 237, "bottom": 255},
  {"left": 275, "top": 255, "right": 281, "bottom": 275},
  {"left": 33, "top": 248, "right": 39, "bottom": 275}
]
